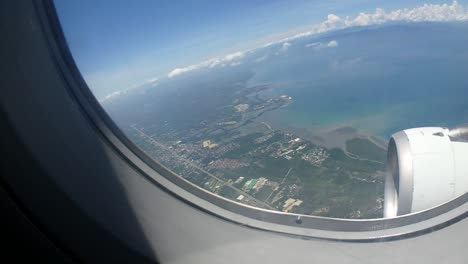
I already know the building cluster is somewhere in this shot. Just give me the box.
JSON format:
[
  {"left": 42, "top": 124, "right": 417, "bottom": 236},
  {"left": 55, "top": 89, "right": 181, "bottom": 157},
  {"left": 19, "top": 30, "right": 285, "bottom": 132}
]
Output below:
[
  {"left": 301, "top": 147, "right": 329, "bottom": 166},
  {"left": 234, "top": 176, "right": 245, "bottom": 184},
  {"left": 234, "top": 103, "right": 250, "bottom": 112},
  {"left": 204, "top": 179, "right": 223, "bottom": 193},
  {"left": 208, "top": 159, "right": 248, "bottom": 170},
  {"left": 242, "top": 177, "right": 267, "bottom": 193},
  {"left": 171, "top": 141, "right": 239, "bottom": 161},
  {"left": 254, "top": 133, "right": 274, "bottom": 144},
  {"left": 269, "top": 136, "right": 307, "bottom": 160},
  {"left": 202, "top": 140, "right": 218, "bottom": 149},
  {"left": 282, "top": 198, "right": 303, "bottom": 213}
]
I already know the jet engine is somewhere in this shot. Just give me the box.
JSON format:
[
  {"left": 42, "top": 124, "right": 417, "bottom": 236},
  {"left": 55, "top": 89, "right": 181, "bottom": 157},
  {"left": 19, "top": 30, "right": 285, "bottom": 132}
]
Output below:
[{"left": 384, "top": 126, "right": 468, "bottom": 218}]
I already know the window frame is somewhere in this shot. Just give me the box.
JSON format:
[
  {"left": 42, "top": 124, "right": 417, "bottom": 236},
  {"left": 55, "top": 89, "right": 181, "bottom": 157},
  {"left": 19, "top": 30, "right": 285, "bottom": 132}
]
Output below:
[{"left": 37, "top": 0, "right": 468, "bottom": 242}]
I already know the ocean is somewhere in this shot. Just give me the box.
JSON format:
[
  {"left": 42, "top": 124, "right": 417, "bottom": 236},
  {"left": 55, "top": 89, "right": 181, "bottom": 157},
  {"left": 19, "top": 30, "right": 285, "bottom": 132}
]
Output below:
[{"left": 246, "top": 22, "right": 468, "bottom": 139}]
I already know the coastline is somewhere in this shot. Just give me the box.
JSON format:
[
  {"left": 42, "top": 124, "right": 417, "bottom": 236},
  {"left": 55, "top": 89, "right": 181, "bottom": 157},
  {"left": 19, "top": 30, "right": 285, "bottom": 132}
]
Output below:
[{"left": 256, "top": 118, "right": 388, "bottom": 152}]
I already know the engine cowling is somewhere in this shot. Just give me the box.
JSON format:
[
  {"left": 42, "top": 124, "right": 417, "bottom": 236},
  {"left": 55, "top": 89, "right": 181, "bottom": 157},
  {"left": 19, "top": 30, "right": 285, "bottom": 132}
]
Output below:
[{"left": 384, "top": 127, "right": 468, "bottom": 218}]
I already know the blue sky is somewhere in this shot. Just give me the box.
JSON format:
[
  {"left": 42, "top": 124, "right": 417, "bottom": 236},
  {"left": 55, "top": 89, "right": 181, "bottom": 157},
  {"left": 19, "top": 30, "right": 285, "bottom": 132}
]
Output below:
[{"left": 54, "top": 0, "right": 467, "bottom": 99}]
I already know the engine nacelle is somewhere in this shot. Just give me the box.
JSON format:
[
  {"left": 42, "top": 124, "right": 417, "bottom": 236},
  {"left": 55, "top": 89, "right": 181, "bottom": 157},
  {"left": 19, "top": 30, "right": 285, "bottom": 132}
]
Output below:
[{"left": 384, "top": 127, "right": 468, "bottom": 218}]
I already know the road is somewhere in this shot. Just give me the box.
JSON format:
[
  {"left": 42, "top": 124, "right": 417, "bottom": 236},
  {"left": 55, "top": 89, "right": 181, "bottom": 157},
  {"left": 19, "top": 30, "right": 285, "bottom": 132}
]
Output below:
[
  {"left": 131, "top": 125, "right": 276, "bottom": 210},
  {"left": 280, "top": 168, "right": 293, "bottom": 184},
  {"left": 265, "top": 167, "right": 292, "bottom": 202}
]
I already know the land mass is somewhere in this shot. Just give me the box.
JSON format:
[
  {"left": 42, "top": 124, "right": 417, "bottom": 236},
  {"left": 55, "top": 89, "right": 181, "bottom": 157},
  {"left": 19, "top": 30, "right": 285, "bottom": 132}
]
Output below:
[{"left": 109, "top": 71, "right": 386, "bottom": 219}]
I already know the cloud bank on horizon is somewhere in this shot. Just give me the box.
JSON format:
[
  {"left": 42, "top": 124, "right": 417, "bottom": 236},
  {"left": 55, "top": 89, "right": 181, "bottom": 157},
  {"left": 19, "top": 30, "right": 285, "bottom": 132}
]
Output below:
[
  {"left": 166, "top": 1, "right": 468, "bottom": 79},
  {"left": 167, "top": 51, "right": 244, "bottom": 78},
  {"left": 100, "top": 77, "right": 159, "bottom": 103}
]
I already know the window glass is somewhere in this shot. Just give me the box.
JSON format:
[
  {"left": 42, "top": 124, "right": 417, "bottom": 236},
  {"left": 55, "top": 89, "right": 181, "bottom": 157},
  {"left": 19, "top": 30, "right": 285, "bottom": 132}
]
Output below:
[{"left": 55, "top": 0, "right": 468, "bottom": 219}]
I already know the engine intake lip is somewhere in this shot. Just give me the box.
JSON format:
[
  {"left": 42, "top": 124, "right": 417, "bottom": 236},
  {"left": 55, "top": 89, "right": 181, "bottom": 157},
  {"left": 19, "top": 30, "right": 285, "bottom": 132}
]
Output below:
[
  {"left": 384, "top": 139, "right": 399, "bottom": 218},
  {"left": 384, "top": 132, "right": 414, "bottom": 217}
]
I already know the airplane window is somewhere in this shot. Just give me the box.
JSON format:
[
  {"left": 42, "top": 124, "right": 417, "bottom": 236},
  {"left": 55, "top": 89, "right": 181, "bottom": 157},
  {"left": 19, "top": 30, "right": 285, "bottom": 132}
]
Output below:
[{"left": 54, "top": 0, "right": 468, "bottom": 219}]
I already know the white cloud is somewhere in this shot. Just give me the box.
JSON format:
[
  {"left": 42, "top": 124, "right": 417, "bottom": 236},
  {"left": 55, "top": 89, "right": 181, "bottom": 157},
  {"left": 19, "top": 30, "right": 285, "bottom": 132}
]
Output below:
[
  {"left": 224, "top": 51, "right": 244, "bottom": 61},
  {"left": 305, "top": 42, "right": 320, "bottom": 48},
  {"left": 168, "top": 65, "right": 199, "bottom": 78},
  {"left": 274, "top": 42, "right": 292, "bottom": 56},
  {"left": 319, "top": 14, "right": 343, "bottom": 32},
  {"left": 167, "top": 1, "right": 468, "bottom": 78},
  {"left": 277, "top": 42, "right": 291, "bottom": 54},
  {"left": 305, "top": 40, "right": 338, "bottom": 50},
  {"left": 270, "top": 1, "right": 468, "bottom": 45},
  {"left": 254, "top": 55, "right": 269, "bottom": 63},
  {"left": 99, "top": 76, "right": 160, "bottom": 103},
  {"left": 344, "top": 1, "right": 468, "bottom": 27},
  {"left": 143, "top": 77, "right": 159, "bottom": 87},
  {"left": 168, "top": 51, "right": 245, "bottom": 78},
  {"left": 100, "top": 90, "right": 122, "bottom": 103},
  {"left": 327, "top": 40, "right": 339, "bottom": 48}
]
